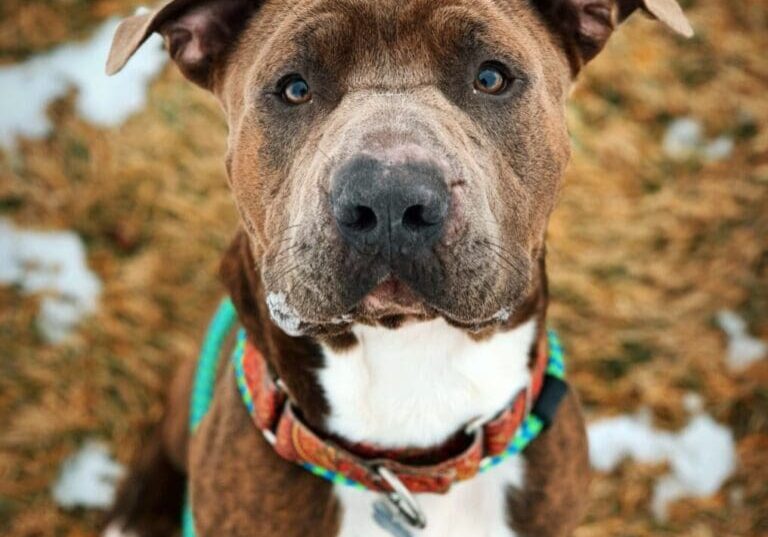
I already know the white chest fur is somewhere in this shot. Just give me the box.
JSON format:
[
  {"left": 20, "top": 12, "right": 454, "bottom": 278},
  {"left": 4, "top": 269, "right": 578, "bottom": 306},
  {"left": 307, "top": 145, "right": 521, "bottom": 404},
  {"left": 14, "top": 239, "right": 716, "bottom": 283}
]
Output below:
[{"left": 319, "top": 318, "right": 537, "bottom": 537}]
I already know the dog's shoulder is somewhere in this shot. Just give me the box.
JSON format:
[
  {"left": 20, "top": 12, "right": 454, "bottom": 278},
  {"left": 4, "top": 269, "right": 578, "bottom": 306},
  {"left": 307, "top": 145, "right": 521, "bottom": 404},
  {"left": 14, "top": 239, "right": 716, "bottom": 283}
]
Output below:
[
  {"left": 188, "top": 360, "right": 341, "bottom": 537},
  {"left": 509, "top": 389, "right": 591, "bottom": 537}
]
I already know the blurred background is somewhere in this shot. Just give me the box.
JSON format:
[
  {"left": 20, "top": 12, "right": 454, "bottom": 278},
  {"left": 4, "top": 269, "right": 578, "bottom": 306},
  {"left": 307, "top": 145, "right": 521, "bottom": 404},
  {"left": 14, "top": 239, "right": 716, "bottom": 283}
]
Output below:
[{"left": 0, "top": 1, "right": 766, "bottom": 536}]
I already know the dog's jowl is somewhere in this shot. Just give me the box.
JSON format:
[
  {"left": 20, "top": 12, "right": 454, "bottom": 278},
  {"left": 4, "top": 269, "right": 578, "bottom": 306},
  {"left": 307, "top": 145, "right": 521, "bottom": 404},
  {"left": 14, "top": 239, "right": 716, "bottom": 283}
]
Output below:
[{"left": 104, "top": 1, "right": 692, "bottom": 536}]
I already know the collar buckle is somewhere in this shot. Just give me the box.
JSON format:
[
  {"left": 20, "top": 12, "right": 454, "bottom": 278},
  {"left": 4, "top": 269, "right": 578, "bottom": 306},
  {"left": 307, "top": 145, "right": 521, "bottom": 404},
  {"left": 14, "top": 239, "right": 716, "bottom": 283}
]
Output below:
[
  {"left": 464, "top": 413, "right": 493, "bottom": 436},
  {"left": 374, "top": 466, "right": 428, "bottom": 530},
  {"left": 465, "top": 374, "right": 535, "bottom": 437}
]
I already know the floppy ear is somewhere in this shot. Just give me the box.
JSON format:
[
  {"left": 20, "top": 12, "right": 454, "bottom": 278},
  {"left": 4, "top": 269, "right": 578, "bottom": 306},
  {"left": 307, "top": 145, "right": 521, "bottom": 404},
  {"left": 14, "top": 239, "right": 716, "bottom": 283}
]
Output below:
[
  {"left": 106, "top": 0, "right": 259, "bottom": 88},
  {"left": 533, "top": 0, "right": 693, "bottom": 70}
]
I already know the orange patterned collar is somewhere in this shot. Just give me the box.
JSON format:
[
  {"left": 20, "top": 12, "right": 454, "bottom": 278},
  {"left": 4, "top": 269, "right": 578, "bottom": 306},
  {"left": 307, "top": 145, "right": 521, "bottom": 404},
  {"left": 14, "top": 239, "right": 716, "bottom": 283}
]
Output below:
[{"left": 232, "top": 325, "right": 565, "bottom": 495}]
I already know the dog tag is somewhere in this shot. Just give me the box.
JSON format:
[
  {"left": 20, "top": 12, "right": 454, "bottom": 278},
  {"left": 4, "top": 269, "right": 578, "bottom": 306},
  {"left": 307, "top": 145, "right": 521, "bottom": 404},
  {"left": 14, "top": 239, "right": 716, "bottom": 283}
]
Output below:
[{"left": 372, "top": 498, "right": 415, "bottom": 537}]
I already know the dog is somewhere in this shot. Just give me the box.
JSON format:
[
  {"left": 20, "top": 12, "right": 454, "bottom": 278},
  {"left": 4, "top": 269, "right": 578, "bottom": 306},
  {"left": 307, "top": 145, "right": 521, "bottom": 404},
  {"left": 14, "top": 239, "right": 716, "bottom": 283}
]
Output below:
[{"left": 103, "top": 1, "right": 692, "bottom": 536}]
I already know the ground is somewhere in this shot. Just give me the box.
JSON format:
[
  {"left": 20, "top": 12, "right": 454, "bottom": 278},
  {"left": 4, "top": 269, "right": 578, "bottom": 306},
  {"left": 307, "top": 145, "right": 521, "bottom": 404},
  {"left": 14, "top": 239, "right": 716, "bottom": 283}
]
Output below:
[{"left": 0, "top": 1, "right": 766, "bottom": 536}]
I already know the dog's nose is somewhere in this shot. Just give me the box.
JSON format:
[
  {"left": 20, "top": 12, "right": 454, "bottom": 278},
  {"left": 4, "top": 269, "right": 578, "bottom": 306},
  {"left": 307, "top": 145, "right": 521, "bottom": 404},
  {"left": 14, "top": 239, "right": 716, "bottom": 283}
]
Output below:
[{"left": 331, "top": 155, "right": 450, "bottom": 258}]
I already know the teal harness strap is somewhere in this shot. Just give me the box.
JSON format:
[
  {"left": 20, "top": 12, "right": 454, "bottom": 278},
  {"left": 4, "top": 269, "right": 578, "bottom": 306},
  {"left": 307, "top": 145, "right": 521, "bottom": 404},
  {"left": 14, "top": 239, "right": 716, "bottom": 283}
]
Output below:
[
  {"left": 188, "top": 298, "right": 238, "bottom": 431},
  {"left": 183, "top": 300, "right": 568, "bottom": 536},
  {"left": 183, "top": 298, "right": 238, "bottom": 537}
]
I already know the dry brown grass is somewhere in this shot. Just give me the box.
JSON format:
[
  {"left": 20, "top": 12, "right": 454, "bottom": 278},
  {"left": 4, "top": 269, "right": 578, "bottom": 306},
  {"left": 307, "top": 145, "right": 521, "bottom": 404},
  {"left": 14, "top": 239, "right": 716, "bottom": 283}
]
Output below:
[{"left": 1, "top": 1, "right": 766, "bottom": 536}]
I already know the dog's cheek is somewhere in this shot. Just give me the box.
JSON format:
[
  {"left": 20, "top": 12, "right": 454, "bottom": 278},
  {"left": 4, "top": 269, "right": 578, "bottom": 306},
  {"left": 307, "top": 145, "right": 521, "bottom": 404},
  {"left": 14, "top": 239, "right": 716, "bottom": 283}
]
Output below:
[
  {"left": 225, "top": 118, "right": 300, "bottom": 257},
  {"left": 498, "top": 95, "right": 570, "bottom": 235}
]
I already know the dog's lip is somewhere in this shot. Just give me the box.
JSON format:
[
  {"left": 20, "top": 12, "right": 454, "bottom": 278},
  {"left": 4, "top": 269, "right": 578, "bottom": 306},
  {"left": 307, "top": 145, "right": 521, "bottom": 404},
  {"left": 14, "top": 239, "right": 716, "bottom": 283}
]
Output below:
[
  {"left": 282, "top": 275, "right": 517, "bottom": 336},
  {"left": 291, "top": 293, "right": 513, "bottom": 337},
  {"left": 359, "top": 276, "right": 426, "bottom": 316}
]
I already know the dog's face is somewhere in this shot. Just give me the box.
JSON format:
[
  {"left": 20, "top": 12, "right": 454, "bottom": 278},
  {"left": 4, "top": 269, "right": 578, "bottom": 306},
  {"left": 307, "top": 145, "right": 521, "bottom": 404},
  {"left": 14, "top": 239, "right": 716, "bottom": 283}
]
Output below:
[
  {"left": 109, "top": 0, "right": 690, "bottom": 336},
  {"left": 234, "top": 0, "right": 575, "bottom": 334}
]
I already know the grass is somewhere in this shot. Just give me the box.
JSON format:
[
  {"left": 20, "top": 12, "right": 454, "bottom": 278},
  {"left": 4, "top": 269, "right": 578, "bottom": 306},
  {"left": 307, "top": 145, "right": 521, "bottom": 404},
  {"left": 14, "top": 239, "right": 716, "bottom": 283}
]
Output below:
[{"left": 1, "top": 1, "right": 766, "bottom": 536}]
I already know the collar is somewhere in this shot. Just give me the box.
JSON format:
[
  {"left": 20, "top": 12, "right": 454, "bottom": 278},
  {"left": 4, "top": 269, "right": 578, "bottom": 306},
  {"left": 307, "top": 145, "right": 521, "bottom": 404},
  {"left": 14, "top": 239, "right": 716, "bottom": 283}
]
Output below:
[{"left": 230, "top": 315, "right": 568, "bottom": 496}]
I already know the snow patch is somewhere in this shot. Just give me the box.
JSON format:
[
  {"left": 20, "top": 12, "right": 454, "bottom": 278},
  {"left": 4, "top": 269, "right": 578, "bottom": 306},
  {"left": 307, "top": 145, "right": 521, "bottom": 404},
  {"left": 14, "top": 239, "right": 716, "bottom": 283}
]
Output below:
[
  {"left": 663, "top": 118, "right": 702, "bottom": 160},
  {"left": 703, "top": 136, "right": 735, "bottom": 162},
  {"left": 52, "top": 441, "right": 125, "bottom": 510},
  {"left": 0, "top": 15, "right": 167, "bottom": 149},
  {"left": 662, "top": 117, "right": 734, "bottom": 162},
  {"left": 266, "top": 291, "right": 303, "bottom": 336},
  {"left": 588, "top": 409, "right": 736, "bottom": 521},
  {"left": 0, "top": 219, "right": 102, "bottom": 343},
  {"left": 716, "top": 310, "right": 767, "bottom": 372}
]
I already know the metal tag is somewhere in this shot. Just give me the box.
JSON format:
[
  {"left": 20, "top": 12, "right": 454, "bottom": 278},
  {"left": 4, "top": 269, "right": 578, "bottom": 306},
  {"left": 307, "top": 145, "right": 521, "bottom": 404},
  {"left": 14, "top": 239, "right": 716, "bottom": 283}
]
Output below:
[{"left": 372, "top": 498, "right": 416, "bottom": 537}]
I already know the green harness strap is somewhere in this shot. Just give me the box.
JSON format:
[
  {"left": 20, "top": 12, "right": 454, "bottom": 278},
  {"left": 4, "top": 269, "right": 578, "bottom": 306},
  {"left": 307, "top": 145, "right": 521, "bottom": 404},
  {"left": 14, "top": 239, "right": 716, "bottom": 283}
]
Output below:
[{"left": 183, "top": 298, "right": 238, "bottom": 537}]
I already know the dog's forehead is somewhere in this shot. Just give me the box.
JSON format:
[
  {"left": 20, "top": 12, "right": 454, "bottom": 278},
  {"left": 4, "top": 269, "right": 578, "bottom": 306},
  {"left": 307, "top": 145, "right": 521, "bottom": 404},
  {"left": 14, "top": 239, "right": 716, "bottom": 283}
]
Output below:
[{"left": 247, "top": 0, "right": 543, "bottom": 85}]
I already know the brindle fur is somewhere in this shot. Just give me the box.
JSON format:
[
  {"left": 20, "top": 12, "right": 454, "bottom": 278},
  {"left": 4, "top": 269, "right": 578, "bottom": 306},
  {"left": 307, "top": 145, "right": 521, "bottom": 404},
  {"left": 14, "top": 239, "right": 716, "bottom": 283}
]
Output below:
[{"left": 104, "top": 0, "right": 691, "bottom": 535}]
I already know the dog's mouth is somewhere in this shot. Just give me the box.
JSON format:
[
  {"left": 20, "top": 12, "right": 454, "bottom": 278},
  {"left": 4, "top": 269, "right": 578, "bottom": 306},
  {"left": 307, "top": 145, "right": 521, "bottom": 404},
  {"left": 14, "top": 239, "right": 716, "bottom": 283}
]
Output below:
[
  {"left": 263, "top": 238, "right": 532, "bottom": 337},
  {"left": 358, "top": 277, "right": 427, "bottom": 318},
  {"left": 269, "top": 275, "right": 518, "bottom": 338}
]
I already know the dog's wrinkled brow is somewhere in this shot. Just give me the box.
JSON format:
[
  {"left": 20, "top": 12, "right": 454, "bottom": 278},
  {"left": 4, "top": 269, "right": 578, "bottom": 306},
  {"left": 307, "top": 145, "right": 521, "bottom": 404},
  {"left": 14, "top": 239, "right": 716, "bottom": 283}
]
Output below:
[{"left": 259, "top": 11, "right": 355, "bottom": 73}]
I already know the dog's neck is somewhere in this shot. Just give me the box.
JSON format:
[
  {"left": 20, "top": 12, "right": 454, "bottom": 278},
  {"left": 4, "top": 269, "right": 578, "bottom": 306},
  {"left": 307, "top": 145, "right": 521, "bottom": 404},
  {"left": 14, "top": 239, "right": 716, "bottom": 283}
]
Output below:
[
  {"left": 318, "top": 316, "right": 540, "bottom": 449},
  {"left": 220, "top": 231, "right": 548, "bottom": 448}
]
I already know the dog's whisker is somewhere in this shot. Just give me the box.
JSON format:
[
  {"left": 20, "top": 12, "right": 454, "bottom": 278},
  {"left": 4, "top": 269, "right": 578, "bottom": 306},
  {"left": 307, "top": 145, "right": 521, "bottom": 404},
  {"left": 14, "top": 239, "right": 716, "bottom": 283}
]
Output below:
[
  {"left": 269, "top": 243, "right": 305, "bottom": 263},
  {"left": 475, "top": 242, "right": 526, "bottom": 279},
  {"left": 270, "top": 264, "right": 302, "bottom": 286}
]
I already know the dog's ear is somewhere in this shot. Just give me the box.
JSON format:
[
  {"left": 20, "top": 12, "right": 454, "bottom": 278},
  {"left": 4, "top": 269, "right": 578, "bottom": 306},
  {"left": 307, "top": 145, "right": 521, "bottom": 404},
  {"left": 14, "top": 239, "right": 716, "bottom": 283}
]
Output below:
[
  {"left": 533, "top": 0, "right": 693, "bottom": 69},
  {"left": 106, "top": 0, "right": 260, "bottom": 88}
]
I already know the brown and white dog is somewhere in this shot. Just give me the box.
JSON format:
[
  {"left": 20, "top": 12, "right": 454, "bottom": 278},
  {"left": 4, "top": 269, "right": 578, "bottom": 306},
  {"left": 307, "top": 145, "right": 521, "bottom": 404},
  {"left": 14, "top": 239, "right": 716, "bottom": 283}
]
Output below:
[{"left": 104, "top": 1, "right": 692, "bottom": 536}]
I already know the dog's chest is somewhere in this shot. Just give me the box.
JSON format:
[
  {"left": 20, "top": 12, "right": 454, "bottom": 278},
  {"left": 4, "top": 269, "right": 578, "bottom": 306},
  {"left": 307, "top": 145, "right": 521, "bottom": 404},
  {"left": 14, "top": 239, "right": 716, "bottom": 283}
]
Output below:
[{"left": 318, "top": 319, "right": 536, "bottom": 536}]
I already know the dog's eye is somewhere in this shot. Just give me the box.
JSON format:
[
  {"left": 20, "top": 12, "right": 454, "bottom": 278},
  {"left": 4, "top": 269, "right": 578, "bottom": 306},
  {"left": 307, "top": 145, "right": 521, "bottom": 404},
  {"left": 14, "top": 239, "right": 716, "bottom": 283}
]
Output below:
[
  {"left": 474, "top": 64, "right": 508, "bottom": 95},
  {"left": 281, "top": 76, "right": 312, "bottom": 105}
]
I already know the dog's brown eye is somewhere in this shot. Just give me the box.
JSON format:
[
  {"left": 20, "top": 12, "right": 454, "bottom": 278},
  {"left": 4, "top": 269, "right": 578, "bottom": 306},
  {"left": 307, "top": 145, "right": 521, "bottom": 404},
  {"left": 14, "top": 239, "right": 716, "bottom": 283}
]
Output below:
[
  {"left": 282, "top": 76, "right": 312, "bottom": 105},
  {"left": 474, "top": 65, "right": 507, "bottom": 95}
]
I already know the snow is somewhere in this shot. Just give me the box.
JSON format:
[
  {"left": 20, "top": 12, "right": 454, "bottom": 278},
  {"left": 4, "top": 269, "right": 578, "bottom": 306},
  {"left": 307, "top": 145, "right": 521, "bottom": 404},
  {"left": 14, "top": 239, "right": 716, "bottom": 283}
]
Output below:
[
  {"left": 52, "top": 441, "right": 125, "bottom": 510},
  {"left": 0, "top": 14, "right": 167, "bottom": 150},
  {"left": 703, "top": 136, "right": 735, "bottom": 162},
  {"left": 663, "top": 118, "right": 702, "bottom": 160},
  {"left": 662, "top": 117, "right": 734, "bottom": 162},
  {"left": 0, "top": 219, "right": 102, "bottom": 343},
  {"left": 588, "top": 409, "right": 736, "bottom": 521},
  {"left": 716, "top": 310, "right": 768, "bottom": 372}
]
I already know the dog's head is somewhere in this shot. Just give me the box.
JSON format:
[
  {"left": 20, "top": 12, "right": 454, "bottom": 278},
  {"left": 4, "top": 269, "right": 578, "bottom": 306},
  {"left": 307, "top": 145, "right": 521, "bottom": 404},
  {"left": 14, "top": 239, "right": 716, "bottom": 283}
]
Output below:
[{"left": 109, "top": 0, "right": 690, "bottom": 336}]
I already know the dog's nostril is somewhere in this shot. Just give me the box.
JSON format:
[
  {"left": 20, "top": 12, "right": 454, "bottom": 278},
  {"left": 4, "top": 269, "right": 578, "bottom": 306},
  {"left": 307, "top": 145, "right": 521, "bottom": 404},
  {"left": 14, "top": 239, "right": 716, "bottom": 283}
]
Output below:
[
  {"left": 402, "top": 205, "right": 436, "bottom": 231},
  {"left": 347, "top": 205, "right": 378, "bottom": 232}
]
